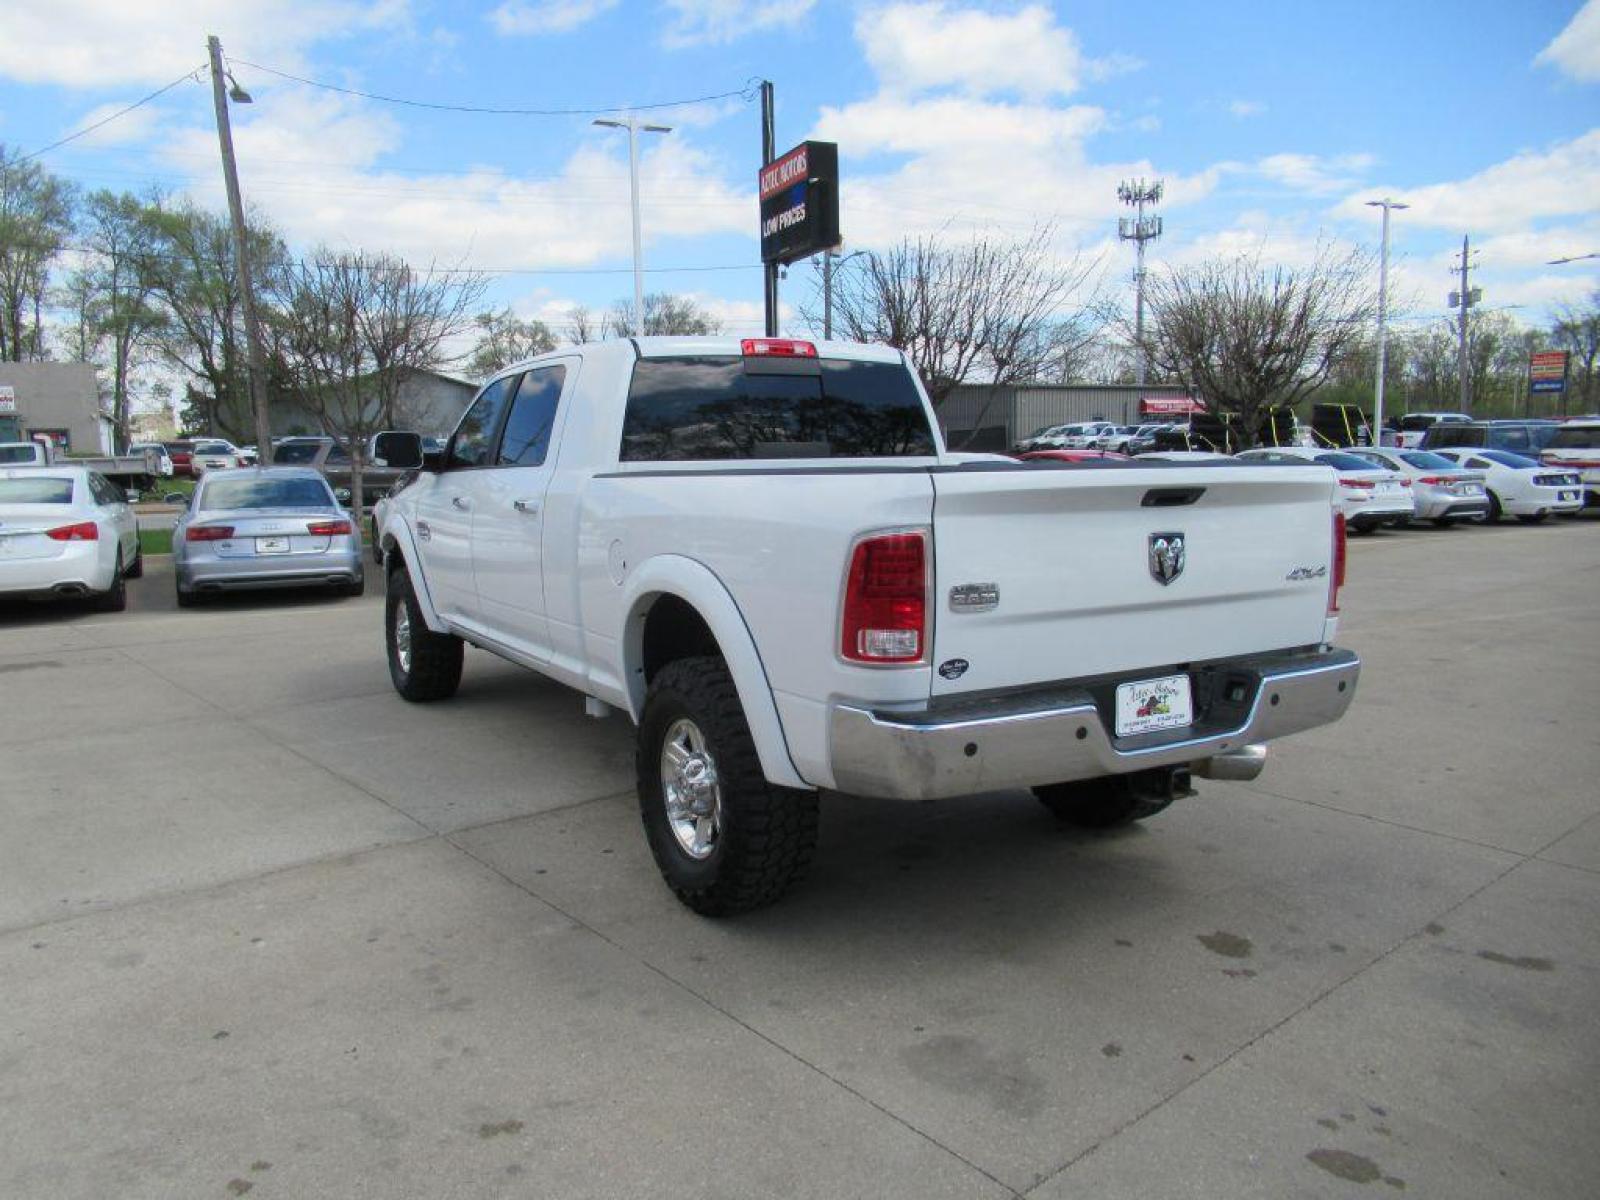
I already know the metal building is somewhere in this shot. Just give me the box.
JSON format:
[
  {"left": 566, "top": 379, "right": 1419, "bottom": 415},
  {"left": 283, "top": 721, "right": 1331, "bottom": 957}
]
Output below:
[
  {"left": 0, "top": 363, "right": 112, "bottom": 453},
  {"left": 936, "top": 382, "right": 1192, "bottom": 451}
]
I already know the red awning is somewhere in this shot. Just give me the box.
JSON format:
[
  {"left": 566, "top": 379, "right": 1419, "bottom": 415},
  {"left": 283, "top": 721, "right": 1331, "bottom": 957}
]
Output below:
[{"left": 1140, "top": 397, "right": 1204, "bottom": 416}]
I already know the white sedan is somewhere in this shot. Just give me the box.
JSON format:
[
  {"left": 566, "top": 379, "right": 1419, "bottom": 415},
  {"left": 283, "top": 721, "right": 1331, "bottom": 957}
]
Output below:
[
  {"left": 0, "top": 467, "right": 141, "bottom": 610},
  {"left": 1235, "top": 447, "right": 1414, "bottom": 532},
  {"left": 1430, "top": 448, "right": 1585, "bottom": 523},
  {"left": 1346, "top": 448, "right": 1489, "bottom": 526}
]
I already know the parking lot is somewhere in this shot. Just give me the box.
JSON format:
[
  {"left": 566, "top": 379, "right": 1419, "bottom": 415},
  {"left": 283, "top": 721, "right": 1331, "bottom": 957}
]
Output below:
[{"left": 2, "top": 520, "right": 1597, "bottom": 1199}]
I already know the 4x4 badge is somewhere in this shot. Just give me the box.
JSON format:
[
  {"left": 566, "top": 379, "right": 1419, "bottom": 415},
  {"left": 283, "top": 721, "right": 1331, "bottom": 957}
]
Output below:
[{"left": 1149, "top": 532, "right": 1185, "bottom": 585}]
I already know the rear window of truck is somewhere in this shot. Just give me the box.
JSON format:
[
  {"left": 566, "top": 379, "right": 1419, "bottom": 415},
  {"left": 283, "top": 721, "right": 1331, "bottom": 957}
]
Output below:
[
  {"left": 620, "top": 357, "right": 937, "bottom": 461},
  {"left": 1548, "top": 427, "right": 1600, "bottom": 450}
]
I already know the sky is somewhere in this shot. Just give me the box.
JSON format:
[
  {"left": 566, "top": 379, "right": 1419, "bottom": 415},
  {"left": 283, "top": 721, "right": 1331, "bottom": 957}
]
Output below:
[{"left": 1, "top": 0, "right": 1597, "bottom": 350}]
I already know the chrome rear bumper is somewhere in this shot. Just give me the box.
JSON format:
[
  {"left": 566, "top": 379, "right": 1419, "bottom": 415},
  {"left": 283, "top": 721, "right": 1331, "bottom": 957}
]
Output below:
[{"left": 828, "top": 648, "right": 1359, "bottom": 801}]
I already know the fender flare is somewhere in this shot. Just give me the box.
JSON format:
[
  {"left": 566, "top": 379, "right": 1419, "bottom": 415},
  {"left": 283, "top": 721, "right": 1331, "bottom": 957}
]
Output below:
[
  {"left": 379, "top": 517, "right": 449, "bottom": 633},
  {"left": 621, "top": 555, "right": 810, "bottom": 791}
]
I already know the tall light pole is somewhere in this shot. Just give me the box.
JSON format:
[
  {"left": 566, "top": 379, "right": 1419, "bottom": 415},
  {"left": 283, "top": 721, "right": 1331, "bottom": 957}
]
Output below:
[
  {"left": 1117, "top": 179, "right": 1164, "bottom": 386},
  {"left": 593, "top": 116, "right": 672, "bottom": 334},
  {"left": 207, "top": 35, "right": 271, "bottom": 459},
  {"left": 1366, "top": 198, "right": 1408, "bottom": 443},
  {"left": 821, "top": 249, "right": 864, "bottom": 340}
]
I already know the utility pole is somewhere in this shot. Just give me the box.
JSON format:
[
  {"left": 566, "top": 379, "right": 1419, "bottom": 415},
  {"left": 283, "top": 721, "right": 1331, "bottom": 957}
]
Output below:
[
  {"left": 207, "top": 35, "right": 271, "bottom": 460},
  {"left": 1366, "top": 198, "right": 1408, "bottom": 444},
  {"left": 760, "top": 81, "right": 778, "bottom": 337},
  {"left": 1449, "top": 235, "right": 1480, "bottom": 412},
  {"left": 1117, "top": 179, "right": 1164, "bottom": 386},
  {"left": 593, "top": 116, "right": 672, "bottom": 334}
]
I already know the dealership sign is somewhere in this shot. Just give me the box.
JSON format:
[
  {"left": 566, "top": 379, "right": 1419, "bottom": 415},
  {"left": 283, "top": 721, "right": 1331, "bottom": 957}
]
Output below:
[
  {"left": 1529, "top": 350, "right": 1568, "bottom": 394},
  {"left": 0, "top": 386, "right": 14, "bottom": 414},
  {"left": 1139, "top": 396, "right": 1204, "bottom": 416},
  {"left": 758, "top": 141, "right": 840, "bottom": 266}
]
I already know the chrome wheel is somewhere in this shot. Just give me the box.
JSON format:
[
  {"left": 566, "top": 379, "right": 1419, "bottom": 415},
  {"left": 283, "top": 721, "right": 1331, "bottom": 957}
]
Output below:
[
  {"left": 660, "top": 717, "right": 721, "bottom": 860},
  {"left": 393, "top": 604, "right": 412, "bottom": 674}
]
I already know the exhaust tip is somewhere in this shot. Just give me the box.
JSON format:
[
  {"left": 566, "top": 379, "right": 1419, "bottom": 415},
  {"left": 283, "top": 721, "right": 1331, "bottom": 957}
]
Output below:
[{"left": 1193, "top": 744, "right": 1267, "bottom": 782}]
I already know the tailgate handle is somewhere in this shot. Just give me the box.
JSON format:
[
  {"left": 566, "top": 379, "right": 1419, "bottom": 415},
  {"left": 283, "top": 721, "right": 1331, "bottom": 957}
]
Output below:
[{"left": 1142, "top": 486, "right": 1205, "bottom": 508}]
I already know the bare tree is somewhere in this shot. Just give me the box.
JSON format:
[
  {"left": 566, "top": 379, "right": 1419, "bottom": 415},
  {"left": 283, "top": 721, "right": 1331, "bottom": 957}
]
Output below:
[
  {"left": 268, "top": 249, "right": 485, "bottom": 517},
  {"left": 1138, "top": 242, "right": 1376, "bottom": 447},
  {"left": 1551, "top": 290, "right": 1599, "bottom": 414},
  {"left": 820, "top": 226, "right": 1101, "bottom": 446},
  {"left": 568, "top": 304, "right": 599, "bottom": 344},
  {"left": 606, "top": 292, "right": 723, "bottom": 337},
  {"left": 466, "top": 307, "right": 556, "bottom": 377},
  {"left": 0, "top": 145, "right": 75, "bottom": 361}
]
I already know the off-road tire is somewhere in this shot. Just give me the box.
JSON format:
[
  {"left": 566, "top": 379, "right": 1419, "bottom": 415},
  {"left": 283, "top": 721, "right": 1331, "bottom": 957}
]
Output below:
[
  {"left": 92, "top": 552, "right": 127, "bottom": 612},
  {"left": 385, "top": 564, "right": 462, "bottom": 702},
  {"left": 1033, "top": 773, "right": 1179, "bottom": 830},
  {"left": 125, "top": 550, "right": 144, "bottom": 579},
  {"left": 638, "top": 656, "right": 819, "bottom": 916}
]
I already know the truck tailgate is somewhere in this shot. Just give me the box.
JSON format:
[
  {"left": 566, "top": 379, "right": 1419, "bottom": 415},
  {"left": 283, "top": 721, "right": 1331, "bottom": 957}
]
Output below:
[{"left": 929, "top": 463, "right": 1337, "bottom": 696}]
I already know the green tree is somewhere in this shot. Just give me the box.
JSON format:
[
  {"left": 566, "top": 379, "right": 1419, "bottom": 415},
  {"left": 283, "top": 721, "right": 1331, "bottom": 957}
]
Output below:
[
  {"left": 606, "top": 292, "right": 723, "bottom": 337},
  {"left": 465, "top": 307, "right": 556, "bottom": 378},
  {"left": 1551, "top": 290, "right": 1599, "bottom": 414},
  {"left": 0, "top": 144, "right": 75, "bottom": 361}
]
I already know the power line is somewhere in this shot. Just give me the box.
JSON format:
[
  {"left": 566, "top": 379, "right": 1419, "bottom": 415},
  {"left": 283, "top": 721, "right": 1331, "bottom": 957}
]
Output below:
[
  {"left": 12, "top": 66, "right": 206, "bottom": 163},
  {"left": 231, "top": 58, "right": 760, "bottom": 117}
]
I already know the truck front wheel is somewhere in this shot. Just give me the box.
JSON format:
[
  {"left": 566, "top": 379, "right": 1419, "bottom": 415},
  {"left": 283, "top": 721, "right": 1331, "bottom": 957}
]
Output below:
[
  {"left": 637, "top": 656, "right": 818, "bottom": 915},
  {"left": 385, "top": 565, "right": 462, "bottom": 702}
]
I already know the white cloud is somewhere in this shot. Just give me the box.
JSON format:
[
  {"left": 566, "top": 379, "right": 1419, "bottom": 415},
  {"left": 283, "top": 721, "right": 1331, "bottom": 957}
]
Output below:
[
  {"left": 1255, "top": 151, "right": 1374, "bottom": 195},
  {"left": 1333, "top": 129, "right": 1600, "bottom": 231},
  {"left": 1535, "top": 0, "right": 1600, "bottom": 82},
  {"left": 0, "top": 0, "right": 407, "bottom": 87},
  {"left": 1228, "top": 99, "right": 1265, "bottom": 119},
  {"left": 661, "top": 0, "right": 816, "bottom": 48},
  {"left": 855, "top": 2, "right": 1113, "bottom": 99},
  {"left": 158, "top": 91, "right": 751, "bottom": 271},
  {"left": 490, "top": 0, "right": 617, "bottom": 35},
  {"left": 67, "top": 101, "right": 165, "bottom": 148}
]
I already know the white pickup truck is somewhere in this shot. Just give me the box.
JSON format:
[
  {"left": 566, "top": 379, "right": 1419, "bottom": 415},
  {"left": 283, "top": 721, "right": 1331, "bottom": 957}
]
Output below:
[{"left": 377, "top": 337, "right": 1359, "bottom": 914}]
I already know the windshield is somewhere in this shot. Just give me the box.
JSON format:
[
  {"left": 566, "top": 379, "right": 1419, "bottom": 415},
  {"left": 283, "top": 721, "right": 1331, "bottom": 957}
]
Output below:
[
  {"left": 1399, "top": 451, "right": 1456, "bottom": 470},
  {"left": 1479, "top": 449, "right": 1541, "bottom": 469},
  {"left": 1316, "top": 452, "right": 1378, "bottom": 471},
  {"left": 272, "top": 441, "right": 324, "bottom": 464},
  {"left": 1548, "top": 427, "right": 1600, "bottom": 450},
  {"left": 0, "top": 477, "right": 74, "bottom": 503},
  {"left": 199, "top": 477, "right": 334, "bottom": 510}
]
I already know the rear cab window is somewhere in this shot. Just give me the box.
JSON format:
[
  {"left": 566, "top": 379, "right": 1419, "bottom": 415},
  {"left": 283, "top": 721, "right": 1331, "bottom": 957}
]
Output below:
[
  {"left": 1548, "top": 427, "right": 1600, "bottom": 450},
  {"left": 620, "top": 356, "right": 936, "bottom": 461}
]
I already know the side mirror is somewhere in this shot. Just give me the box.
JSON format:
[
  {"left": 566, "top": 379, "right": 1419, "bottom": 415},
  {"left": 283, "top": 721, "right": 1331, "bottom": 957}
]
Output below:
[
  {"left": 373, "top": 430, "right": 423, "bottom": 470},
  {"left": 334, "top": 487, "right": 353, "bottom": 504}
]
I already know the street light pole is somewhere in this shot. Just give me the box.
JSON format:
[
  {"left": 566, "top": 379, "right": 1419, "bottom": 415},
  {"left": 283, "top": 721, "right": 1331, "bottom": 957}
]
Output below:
[
  {"left": 207, "top": 35, "right": 271, "bottom": 460},
  {"left": 1366, "top": 198, "right": 1408, "bottom": 444},
  {"left": 594, "top": 116, "right": 672, "bottom": 334}
]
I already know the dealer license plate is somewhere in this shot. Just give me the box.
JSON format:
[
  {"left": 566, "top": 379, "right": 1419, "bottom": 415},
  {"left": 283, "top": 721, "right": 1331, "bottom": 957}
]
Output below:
[
  {"left": 255, "top": 536, "right": 290, "bottom": 555},
  {"left": 1115, "top": 674, "right": 1193, "bottom": 738}
]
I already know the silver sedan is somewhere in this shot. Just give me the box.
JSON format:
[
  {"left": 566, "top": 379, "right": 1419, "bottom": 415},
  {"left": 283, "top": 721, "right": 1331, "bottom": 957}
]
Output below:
[{"left": 172, "top": 467, "right": 365, "bottom": 607}]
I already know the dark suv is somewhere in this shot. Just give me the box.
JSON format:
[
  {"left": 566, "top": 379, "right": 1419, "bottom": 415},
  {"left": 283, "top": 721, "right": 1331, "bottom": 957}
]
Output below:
[
  {"left": 1419, "top": 420, "right": 1559, "bottom": 458},
  {"left": 271, "top": 436, "right": 409, "bottom": 504}
]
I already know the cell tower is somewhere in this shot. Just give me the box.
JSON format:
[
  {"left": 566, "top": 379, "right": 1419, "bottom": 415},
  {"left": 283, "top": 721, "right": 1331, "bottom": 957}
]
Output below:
[{"left": 1118, "top": 178, "right": 1164, "bottom": 386}]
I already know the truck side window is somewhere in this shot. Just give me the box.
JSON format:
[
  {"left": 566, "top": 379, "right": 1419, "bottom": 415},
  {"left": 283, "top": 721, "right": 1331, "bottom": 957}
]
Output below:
[
  {"left": 497, "top": 366, "right": 568, "bottom": 468},
  {"left": 448, "top": 375, "right": 517, "bottom": 469}
]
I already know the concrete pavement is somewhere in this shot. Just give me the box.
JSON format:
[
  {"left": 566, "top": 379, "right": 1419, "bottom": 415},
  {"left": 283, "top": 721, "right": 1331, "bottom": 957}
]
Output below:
[{"left": 1, "top": 522, "right": 1597, "bottom": 1198}]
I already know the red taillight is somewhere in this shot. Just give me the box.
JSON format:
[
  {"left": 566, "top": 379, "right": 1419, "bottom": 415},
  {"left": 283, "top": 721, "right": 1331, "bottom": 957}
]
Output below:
[
  {"left": 1329, "top": 513, "right": 1346, "bottom": 616},
  {"left": 741, "top": 338, "right": 818, "bottom": 358},
  {"left": 1338, "top": 478, "right": 1375, "bottom": 490},
  {"left": 840, "top": 532, "right": 927, "bottom": 664},
  {"left": 186, "top": 525, "right": 234, "bottom": 541},
  {"left": 306, "top": 519, "right": 352, "bottom": 536},
  {"left": 46, "top": 521, "right": 98, "bottom": 541}
]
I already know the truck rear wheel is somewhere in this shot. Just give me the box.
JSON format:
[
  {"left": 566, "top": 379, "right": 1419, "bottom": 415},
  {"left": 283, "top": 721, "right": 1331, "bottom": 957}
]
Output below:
[
  {"left": 385, "top": 564, "right": 462, "bottom": 702},
  {"left": 637, "top": 656, "right": 818, "bottom": 915},
  {"left": 1033, "top": 768, "right": 1192, "bottom": 829}
]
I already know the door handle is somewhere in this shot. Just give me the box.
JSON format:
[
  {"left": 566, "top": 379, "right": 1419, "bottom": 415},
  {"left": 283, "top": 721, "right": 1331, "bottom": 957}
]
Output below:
[
  {"left": 512, "top": 499, "right": 540, "bottom": 515},
  {"left": 451, "top": 496, "right": 471, "bottom": 511}
]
